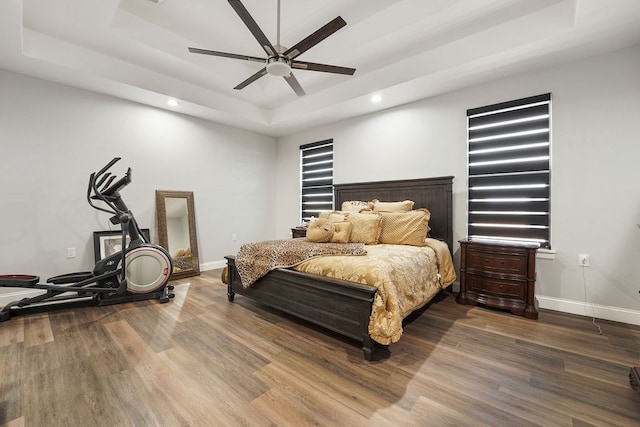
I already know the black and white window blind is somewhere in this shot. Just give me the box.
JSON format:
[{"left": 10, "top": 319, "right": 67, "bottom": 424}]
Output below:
[
  {"left": 467, "top": 93, "right": 551, "bottom": 248},
  {"left": 300, "top": 139, "right": 334, "bottom": 223}
]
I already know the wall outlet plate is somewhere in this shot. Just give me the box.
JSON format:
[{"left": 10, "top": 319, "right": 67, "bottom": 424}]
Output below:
[{"left": 579, "top": 253, "right": 590, "bottom": 267}]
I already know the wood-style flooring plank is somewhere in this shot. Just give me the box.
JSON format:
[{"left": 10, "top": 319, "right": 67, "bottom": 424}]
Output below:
[
  {"left": 1, "top": 269, "right": 639, "bottom": 426},
  {"left": 0, "top": 317, "right": 23, "bottom": 348},
  {"left": 22, "top": 313, "right": 53, "bottom": 348},
  {"left": 103, "top": 319, "right": 217, "bottom": 425}
]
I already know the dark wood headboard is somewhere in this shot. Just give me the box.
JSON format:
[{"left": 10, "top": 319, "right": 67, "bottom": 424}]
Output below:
[{"left": 334, "top": 176, "right": 454, "bottom": 250}]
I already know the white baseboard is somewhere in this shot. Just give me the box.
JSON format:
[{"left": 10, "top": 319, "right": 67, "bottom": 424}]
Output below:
[{"left": 537, "top": 295, "right": 640, "bottom": 326}]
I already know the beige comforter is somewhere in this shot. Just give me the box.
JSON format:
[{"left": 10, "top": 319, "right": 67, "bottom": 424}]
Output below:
[{"left": 294, "top": 238, "right": 456, "bottom": 345}]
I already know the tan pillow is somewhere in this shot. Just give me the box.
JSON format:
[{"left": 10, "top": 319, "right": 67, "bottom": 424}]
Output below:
[
  {"left": 306, "top": 219, "right": 335, "bottom": 243},
  {"left": 345, "top": 212, "right": 382, "bottom": 244},
  {"left": 341, "top": 200, "right": 373, "bottom": 213},
  {"left": 319, "top": 211, "right": 348, "bottom": 222},
  {"left": 330, "top": 221, "right": 353, "bottom": 243},
  {"left": 378, "top": 209, "right": 431, "bottom": 246},
  {"left": 328, "top": 212, "right": 348, "bottom": 223},
  {"left": 371, "top": 199, "right": 415, "bottom": 213}
]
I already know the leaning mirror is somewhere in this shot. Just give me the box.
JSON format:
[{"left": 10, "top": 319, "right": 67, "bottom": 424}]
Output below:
[{"left": 155, "top": 190, "right": 200, "bottom": 280}]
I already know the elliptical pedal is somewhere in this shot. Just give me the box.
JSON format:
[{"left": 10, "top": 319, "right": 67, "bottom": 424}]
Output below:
[{"left": 0, "top": 275, "right": 40, "bottom": 287}]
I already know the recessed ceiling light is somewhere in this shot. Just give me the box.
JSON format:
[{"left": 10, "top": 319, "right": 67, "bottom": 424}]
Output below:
[
  {"left": 371, "top": 94, "right": 382, "bottom": 104},
  {"left": 167, "top": 99, "right": 179, "bottom": 107}
]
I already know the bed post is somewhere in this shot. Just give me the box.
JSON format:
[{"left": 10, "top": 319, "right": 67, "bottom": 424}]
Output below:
[
  {"left": 362, "top": 335, "right": 375, "bottom": 361},
  {"left": 224, "top": 255, "right": 236, "bottom": 302}
]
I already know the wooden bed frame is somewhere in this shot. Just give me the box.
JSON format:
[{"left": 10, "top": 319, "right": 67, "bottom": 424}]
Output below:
[{"left": 225, "top": 176, "right": 454, "bottom": 360}]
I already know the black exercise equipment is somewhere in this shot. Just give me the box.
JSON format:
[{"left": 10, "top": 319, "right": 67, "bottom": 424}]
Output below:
[{"left": 0, "top": 157, "right": 175, "bottom": 321}]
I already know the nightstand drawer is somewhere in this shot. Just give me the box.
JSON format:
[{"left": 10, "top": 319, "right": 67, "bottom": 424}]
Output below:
[
  {"left": 466, "top": 251, "right": 526, "bottom": 275},
  {"left": 467, "top": 274, "right": 525, "bottom": 299},
  {"left": 291, "top": 227, "right": 307, "bottom": 239}
]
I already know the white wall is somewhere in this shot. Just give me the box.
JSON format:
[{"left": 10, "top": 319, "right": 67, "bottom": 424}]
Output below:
[
  {"left": 0, "top": 70, "right": 277, "bottom": 295},
  {"left": 276, "top": 44, "right": 640, "bottom": 324}
]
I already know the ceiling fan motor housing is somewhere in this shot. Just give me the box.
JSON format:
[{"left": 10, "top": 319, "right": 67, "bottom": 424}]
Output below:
[{"left": 266, "top": 56, "right": 292, "bottom": 77}]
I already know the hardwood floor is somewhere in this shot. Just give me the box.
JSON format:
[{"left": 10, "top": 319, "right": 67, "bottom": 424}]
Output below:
[{"left": 1, "top": 269, "right": 639, "bottom": 426}]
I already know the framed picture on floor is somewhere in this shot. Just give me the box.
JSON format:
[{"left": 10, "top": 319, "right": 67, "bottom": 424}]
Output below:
[{"left": 93, "top": 229, "right": 150, "bottom": 262}]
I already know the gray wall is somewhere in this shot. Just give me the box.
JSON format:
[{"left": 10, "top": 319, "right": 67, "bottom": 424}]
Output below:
[
  {"left": 275, "top": 44, "right": 640, "bottom": 324},
  {"left": 2, "top": 43, "right": 639, "bottom": 324},
  {"left": 0, "top": 70, "right": 277, "bottom": 303}
]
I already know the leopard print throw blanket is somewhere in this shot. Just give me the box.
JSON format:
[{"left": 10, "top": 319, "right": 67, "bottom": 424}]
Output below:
[{"left": 236, "top": 239, "right": 367, "bottom": 288}]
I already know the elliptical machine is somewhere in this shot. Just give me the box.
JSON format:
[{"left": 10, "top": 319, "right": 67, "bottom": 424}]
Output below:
[{"left": 0, "top": 157, "right": 175, "bottom": 321}]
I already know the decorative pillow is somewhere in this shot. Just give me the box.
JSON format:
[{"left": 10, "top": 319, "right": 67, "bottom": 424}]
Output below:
[
  {"left": 345, "top": 212, "right": 382, "bottom": 245},
  {"left": 319, "top": 211, "right": 348, "bottom": 222},
  {"left": 328, "top": 212, "right": 348, "bottom": 223},
  {"left": 341, "top": 200, "right": 374, "bottom": 213},
  {"left": 306, "top": 219, "right": 335, "bottom": 243},
  {"left": 330, "top": 221, "right": 353, "bottom": 243},
  {"left": 378, "top": 209, "right": 431, "bottom": 246},
  {"left": 371, "top": 199, "right": 415, "bottom": 213}
]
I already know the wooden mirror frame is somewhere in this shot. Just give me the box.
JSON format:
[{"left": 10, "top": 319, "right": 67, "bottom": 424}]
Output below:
[{"left": 155, "top": 190, "right": 200, "bottom": 280}]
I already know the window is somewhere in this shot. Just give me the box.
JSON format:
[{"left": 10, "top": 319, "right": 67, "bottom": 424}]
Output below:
[
  {"left": 467, "top": 93, "right": 551, "bottom": 248},
  {"left": 300, "top": 139, "right": 333, "bottom": 223}
]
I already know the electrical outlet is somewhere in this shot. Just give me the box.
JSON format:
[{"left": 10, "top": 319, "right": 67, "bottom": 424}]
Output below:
[
  {"left": 232, "top": 233, "right": 237, "bottom": 241},
  {"left": 578, "top": 253, "right": 590, "bottom": 267},
  {"left": 67, "top": 247, "right": 76, "bottom": 258}
]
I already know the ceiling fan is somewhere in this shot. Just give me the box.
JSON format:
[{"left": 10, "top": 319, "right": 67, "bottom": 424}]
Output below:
[{"left": 188, "top": 0, "right": 356, "bottom": 96}]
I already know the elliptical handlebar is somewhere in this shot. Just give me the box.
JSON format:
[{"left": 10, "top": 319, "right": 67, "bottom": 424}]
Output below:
[
  {"left": 87, "top": 157, "right": 131, "bottom": 216},
  {"left": 102, "top": 168, "right": 131, "bottom": 197},
  {"left": 95, "top": 157, "right": 121, "bottom": 177}
]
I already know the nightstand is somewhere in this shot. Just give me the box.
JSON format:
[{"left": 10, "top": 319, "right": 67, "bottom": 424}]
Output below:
[
  {"left": 457, "top": 238, "right": 539, "bottom": 319},
  {"left": 291, "top": 227, "right": 307, "bottom": 239}
]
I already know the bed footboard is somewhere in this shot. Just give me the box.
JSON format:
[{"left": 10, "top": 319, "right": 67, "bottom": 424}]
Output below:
[{"left": 225, "top": 256, "right": 378, "bottom": 360}]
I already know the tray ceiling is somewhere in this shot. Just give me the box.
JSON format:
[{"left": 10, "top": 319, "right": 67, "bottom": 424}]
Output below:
[{"left": 1, "top": 0, "right": 640, "bottom": 136}]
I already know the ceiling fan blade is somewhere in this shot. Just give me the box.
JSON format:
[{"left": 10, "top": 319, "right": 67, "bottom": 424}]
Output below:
[
  {"left": 292, "top": 61, "right": 356, "bottom": 75},
  {"left": 283, "top": 73, "right": 306, "bottom": 97},
  {"left": 234, "top": 68, "right": 268, "bottom": 90},
  {"left": 188, "top": 47, "right": 265, "bottom": 63},
  {"left": 228, "top": 0, "right": 277, "bottom": 57},
  {"left": 283, "top": 16, "right": 347, "bottom": 60}
]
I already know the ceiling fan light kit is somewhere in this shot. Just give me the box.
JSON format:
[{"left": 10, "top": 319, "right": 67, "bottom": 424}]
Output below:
[
  {"left": 266, "top": 57, "right": 292, "bottom": 77},
  {"left": 188, "top": 0, "right": 356, "bottom": 96}
]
